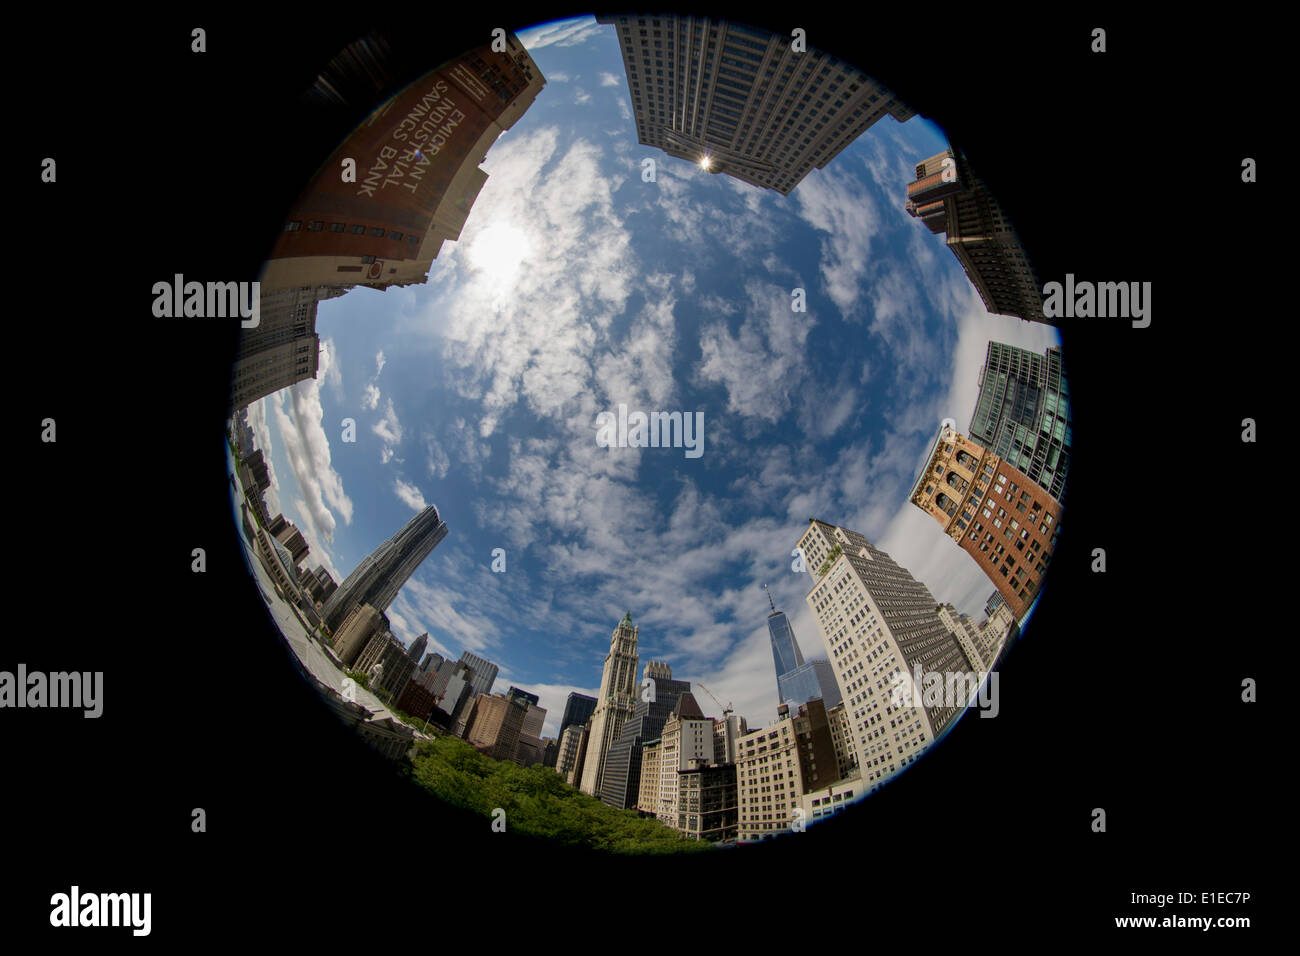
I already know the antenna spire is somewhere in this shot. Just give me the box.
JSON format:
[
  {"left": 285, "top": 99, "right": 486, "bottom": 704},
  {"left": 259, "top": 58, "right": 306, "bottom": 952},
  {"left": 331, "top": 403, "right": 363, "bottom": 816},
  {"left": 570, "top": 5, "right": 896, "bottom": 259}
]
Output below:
[{"left": 763, "top": 583, "right": 776, "bottom": 613}]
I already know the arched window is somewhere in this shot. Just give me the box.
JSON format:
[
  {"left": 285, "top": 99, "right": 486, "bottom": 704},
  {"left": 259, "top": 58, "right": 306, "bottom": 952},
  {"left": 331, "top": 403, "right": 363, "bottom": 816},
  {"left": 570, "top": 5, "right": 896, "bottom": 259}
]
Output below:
[
  {"left": 945, "top": 471, "right": 969, "bottom": 494},
  {"left": 955, "top": 450, "right": 977, "bottom": 470},
  {"left": 934, "top": 493, "right": 956, "bottom": 516}
]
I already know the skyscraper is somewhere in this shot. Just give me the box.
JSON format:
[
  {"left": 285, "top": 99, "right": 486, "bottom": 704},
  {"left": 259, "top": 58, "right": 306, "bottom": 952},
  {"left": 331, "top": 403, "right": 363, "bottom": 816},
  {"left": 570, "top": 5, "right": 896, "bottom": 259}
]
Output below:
[
  {"left": 458, "top": 651, "right": 499, "bottom": 702},
  {"left": 321, "top": 505, "right": 449, "bottom": 632},
  {"left": 579, "top": 612, "right": 641, "bottom": 796},
  {"left": 406, "top": 633, "right": 429, "bottom": 663},
  {"left": 596, "top": 15, "right": 913, "bottom": 195},
  {"left": 228, "top": 285, "right": 347, "bottom": 414},
  {"left": 559, "top": 692, "right": 598, "bottom": 737},
  {"left": 968, "top": 342, "right": 1071, "bottom": 501},
  {"left": 765, "top": 586, "right": 841, "bottom": 712},
  {"left": 766, "top": 585, "right": 804, "bottom": 680},
  {"left": 464, "top": 693, "right": 528, "bottom": 762},
  {"left": 796, "top": 519, "right": 977, "bottom": 796},
  {"left": 506, "top": 686, "right": 546, "bottom": 740},
  {"left": 906, "top": 149, "right": 1046, "bottom": 323},
  {"left": 598, "top": 661, "right": 690, "bottom": 810}
]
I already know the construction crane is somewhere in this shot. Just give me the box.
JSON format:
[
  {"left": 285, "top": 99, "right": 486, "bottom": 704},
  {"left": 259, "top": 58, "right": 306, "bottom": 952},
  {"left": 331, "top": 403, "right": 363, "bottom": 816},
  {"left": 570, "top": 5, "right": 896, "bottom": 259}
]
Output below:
[{"left": 695, "top": 682, "right": 733, "bottom": 719}]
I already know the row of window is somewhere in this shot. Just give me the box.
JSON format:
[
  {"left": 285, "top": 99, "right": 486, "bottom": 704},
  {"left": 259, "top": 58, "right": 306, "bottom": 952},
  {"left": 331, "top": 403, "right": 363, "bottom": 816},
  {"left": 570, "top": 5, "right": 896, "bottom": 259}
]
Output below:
[{"left": 284, "top": 220, "right": 422, "bottom": 246}]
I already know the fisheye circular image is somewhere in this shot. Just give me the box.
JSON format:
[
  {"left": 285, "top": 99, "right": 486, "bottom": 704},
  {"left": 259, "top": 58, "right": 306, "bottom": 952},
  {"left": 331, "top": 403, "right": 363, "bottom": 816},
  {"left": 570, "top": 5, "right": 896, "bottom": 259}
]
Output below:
[{"left": 224, "top": 12, "right": 1069, "bottom": 853}]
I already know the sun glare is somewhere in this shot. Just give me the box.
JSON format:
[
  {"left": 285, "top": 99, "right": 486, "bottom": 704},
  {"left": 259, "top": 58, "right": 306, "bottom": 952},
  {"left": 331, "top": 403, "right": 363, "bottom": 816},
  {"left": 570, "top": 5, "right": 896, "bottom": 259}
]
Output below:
[{"left": 468, "top": 221, "right": 532, "bottom": 281}]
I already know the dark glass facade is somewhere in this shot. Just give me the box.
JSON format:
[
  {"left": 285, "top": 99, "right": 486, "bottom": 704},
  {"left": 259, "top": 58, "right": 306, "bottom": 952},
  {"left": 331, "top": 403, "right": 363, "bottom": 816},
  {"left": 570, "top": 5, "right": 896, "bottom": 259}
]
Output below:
[
  {"left": 777, "top": 659, "right": 842, "bottom": 711},
  {"left": 767, "top": 610, "right": 804, "bottom": 681},
  {"left": 969, "top": 343, "right": 1070, "bottom": 501},
  {"left": 597, "top": 677, "right": 690, "bottom": 810},
  {"left": 559, "top": 692, "right": 597, "bottom": 737}
]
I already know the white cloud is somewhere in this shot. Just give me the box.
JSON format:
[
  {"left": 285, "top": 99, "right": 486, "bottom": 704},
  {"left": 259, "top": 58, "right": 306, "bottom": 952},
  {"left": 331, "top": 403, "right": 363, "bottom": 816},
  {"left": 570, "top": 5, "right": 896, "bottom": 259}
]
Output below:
[
  {"left": 269, "top": 348, "right": 353, "bottom": 548},
  {"left": 795, "top": 165, "right": 883, "bottom": 320},
  {"left": 518, "top": 17, "right": 604, "bottom": 50},
  {"left": 373, "top": 398, "right": 403, "bottom": 463},
  {"left": 599, "top": 71, "right": 620, "bottom": 87},
  {"left": 320, "top": 336, "right": 343, "bottom": 399},
  {"left": 518, "top": 681, "right": 601, "bottom": 738},
  {"left": 246, "top": 397, "right": 281, "bottom": 516},
  {"left": 410, "top": 126, "right": 638, "bottom": 442},
  {"left": 696, "top": 278, "right": 814, "bottom": 425},
  {"left": 394, "top": 478, "right": 427, "bottom": 511},
  {"left": 425, "top": 436, "right": 451, "bottom": 479},
  {"left": 359, "top": 349, "right": 386, "bottom": 410},
  {"left": 389, "top": 566, "right": 507, "bottom": 663}
]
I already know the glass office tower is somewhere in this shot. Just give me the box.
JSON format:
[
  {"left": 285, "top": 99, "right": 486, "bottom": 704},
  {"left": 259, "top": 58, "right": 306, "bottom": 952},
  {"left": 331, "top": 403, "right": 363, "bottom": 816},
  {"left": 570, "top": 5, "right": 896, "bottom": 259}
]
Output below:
[{"left": 968, "top": 343, "right": 1070, "bottom": 500}]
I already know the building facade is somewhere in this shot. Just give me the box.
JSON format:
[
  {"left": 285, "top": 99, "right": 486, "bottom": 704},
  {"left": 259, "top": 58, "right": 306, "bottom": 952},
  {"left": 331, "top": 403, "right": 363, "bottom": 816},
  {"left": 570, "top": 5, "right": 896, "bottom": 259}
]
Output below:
[
  {"left": 354, "top": 630, "right": 417, "bottom": 702},
  {"left": 598, "top": 661, "right": 690, "bottom": 810},
  {"left": 908, "top": 422, "right": 1064, "bottom": 621},
  {"left": 579, "top": 613, "right": 641, "bottom": 796},
  {"left": 637, "top": 738, "right": 662, "bottom": 814},
  {"left": 969, "top": 342, "right": 1071, "bottom": 501},
  {"left": 458, "top": 651, "right": 499, "bottom": 702},
  {"left": 228, "top": 285, "right": 348, "bottom": 414},
  {"left": 463, "top": 693, "right": 527, "bottom": 762},
  {"left": 734, "top": 699, "right": 841, "bottom": 842},
  {"left": 712, "top": 714, "right": 748, "bottom": 766},
  {"left": 825, "top": 701, "right": 859, "bottom": 780},
  {"left": 262, "top": 34, "right": 545, "bottom": 293},
  {"left": 396, "top": 678, "right": 437, "bottom": 723},
  {"left": 674, "top": 764, "right": 738, "bottom": 842},
  {"left": 406, "top": 633, "right": 429, "bottom": 663},
  {"left": 331, "top": 603, "right": 387, "bottom": 668},
  {"left": 800, "top": 777, "right": 861, "bottom": 829},
  {"left": 321, "top": 505, "right": 449, "bottom": 633},
  {"left": 906, "top": 149, "right": 1046, "bottom": 323},
  {"left": 506, "top": 686, "right": 547, "bottom": 740},
  {"left": 596, "top": 14, "right": 913, "bottom": 195},
  {"left": 778, "top": 658, "right": 842, "bottom": 712},
  {"left": 555, "top": 724, "right": 587, "bottom": 784},
  {"left": 559, "top": 692, "right": 598, "bottom": 738},
  {"left": 656, "top": 693, "right": 715, "bottom": 824},
  {"left": 796, "top": 519, "right": 974, "bottom": 797},
  {"left": 936, "top": 603, "right": 987, "bottom": 679}
]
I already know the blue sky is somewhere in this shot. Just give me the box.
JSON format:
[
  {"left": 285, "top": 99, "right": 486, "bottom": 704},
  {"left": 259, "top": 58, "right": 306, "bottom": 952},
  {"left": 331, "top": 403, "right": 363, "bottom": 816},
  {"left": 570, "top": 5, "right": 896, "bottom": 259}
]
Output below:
[{"left": 246, "top": 15, "right": 1062, "bottom": 739}]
